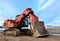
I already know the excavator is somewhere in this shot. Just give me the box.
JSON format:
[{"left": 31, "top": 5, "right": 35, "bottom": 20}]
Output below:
[{"left": 2, "top": 8, "right": 49, "bottom": 37}]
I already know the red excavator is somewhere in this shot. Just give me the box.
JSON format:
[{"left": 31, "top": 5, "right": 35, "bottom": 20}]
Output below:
[{"left": 2, "top": 8, "right": 49, "bottom": 37}]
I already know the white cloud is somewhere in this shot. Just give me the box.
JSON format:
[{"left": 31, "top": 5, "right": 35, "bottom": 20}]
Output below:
[
  {"left": 38, "top": 0, "right": 56, "bottom": 12},
  {"left": 38, "top": 0, "right": 46, "bottom": 7},
  {"left": 0, "top": 0, "right": 16, "bottom": 24},
  {"left": 0, "top": 14, "right": 4, "bottom": 26},
  {"left": 0, "top": 20, "right": 4, "bottom": 26},
  {"left": 0, "top": 0, "right": 17, "bottom": 14},
  {"left": 46, "top": 20, "right": 60, "bottom": 26}
]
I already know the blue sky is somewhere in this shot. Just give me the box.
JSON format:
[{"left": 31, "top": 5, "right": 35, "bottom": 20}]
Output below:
[{"left": 0, "top": 0, "right": 60, "bottom": 27}]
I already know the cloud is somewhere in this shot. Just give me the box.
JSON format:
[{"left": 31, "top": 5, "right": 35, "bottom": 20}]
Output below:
[
  {"left": 38, "top": 0, "right": 47, "bottom": 7},
  {"left": 0, "top": 20, "right": 4, "bottom": 26},
  {"left": 46, "top": 20, "right": 60, "bottom": 26},
  {"left": 38, "top": 0, "right": 56, "bottom": 12},
  {"left": 0, "top": 0, "right": 17, "bottom": 14},
  {"left": 0, "top": 0, "right": 17, "bottom": 26},
  {"left": 39, "top": 13, "right": 60, "bottom": 26},
  {"left": 0, "top": 14, "right": 4, "bottom": 26},
  {"left": 42, "top": 11, "right": 60, "bottom": 26}
]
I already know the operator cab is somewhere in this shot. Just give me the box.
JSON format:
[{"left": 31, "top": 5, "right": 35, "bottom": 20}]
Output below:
[
  {"left": 20, "top": 17, "right": 31, "bottom": 36},
  {"left": 21, "top": 16, "right": 30, "bottom": 29}
]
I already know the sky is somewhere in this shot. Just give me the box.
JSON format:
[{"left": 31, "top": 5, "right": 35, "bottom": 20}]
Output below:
[{"left": 0, "top": 0, "right": 60, "bottom": 27}]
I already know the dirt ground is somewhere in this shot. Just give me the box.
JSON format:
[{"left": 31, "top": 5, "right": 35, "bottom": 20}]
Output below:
[{"left": 0, "top": 31, "right": 60, "bottom": 41}]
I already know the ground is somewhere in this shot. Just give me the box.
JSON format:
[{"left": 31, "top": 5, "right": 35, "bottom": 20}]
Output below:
[{"left": 0, "top": 31, "right": 60, "bottom": 41}]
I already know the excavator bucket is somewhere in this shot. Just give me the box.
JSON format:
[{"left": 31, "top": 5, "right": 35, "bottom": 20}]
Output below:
[{"left": 32, "top": 21, "right": 49, "bottom": 37}]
